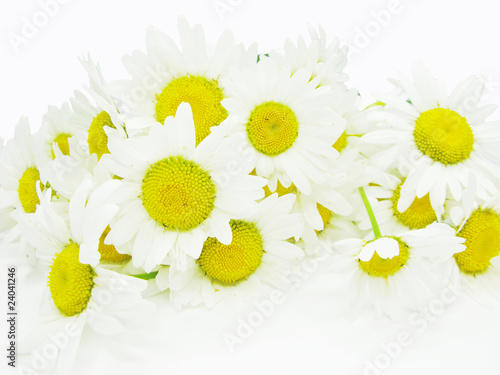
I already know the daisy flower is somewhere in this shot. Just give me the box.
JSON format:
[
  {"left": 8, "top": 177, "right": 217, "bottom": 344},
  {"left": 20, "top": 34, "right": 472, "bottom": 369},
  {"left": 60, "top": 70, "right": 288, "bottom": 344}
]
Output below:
[
  {"left": 333, "top": 186, "right": 465, "bottom": 319},
  {"left": 0, "top": 117, "right": 47, "bottom": 246},
  {"left": 18, "top": 180, "right": 153, "bottom": 375},
  {"left": 70, "top": 54, "right": 128, "bottom": 160},
  {"left": 110, "top": 16, "right": 257, "bottom": 142},
  {"left": 258, "top": 172, "right": 352, "bottom": 249},
  {"left": 221, "top": 57, "right": 345, "bottom": 195},
  {"left": 335, "top": 223, "right": 465, "bottom": 320},
  {"left": 362, "top": 63, "right": 500, "bottom": 216},
  {"left": 238, "top": 85, "right": 365, "bottom": 248},
  {"left": 357, "top": 170, "right": 439, "bottom": 234},
  {"left": 299, "top": 186, "right": 361, "bottom": 255},
  {"left": 104, "top": 103, "right": 266, "bottom": 272},
  {"left": 448, "top": 196, "right": 500, "bottom": 305},
  {"left": 156, "top": 194, "right": 303, "bottom": 309},
  {"left": 270, "top": 24, "right": 349, "bottom": 87},
  {"left": 31, "top": 101, "right": 106, "bottom": 201},
  {"left": 35, "top": 102, "right": 78, "bottom": 163}
]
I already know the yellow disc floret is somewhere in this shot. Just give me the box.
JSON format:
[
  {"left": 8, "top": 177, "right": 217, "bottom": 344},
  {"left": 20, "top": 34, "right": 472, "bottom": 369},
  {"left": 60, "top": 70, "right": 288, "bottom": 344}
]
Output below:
[
  {"left": 198, "top": 220, "right": 264, "bottom": 284},
  {"left": 142, "top": 156, "right": 217, "bottom": 231},
  {"left": 358, "top": 237, "right": 410, "bottom": 278},
  {"left": 246, "top": 101, "right": 299, "bottom": 156},
  {"left": 264, "top": 181, "right": 296, "bottom": 197},
  {"left": 155, "top": 75, "right": 228, "bottom": 145},
  {"left": 98, "top": 226, "right": 131, "bottom": 262},
  {"left": 454, "top": 209, "right": 500, "bottom": 275},
  {"left": 51, "top": 133, "right": 71, "bottom": 159},
  {"left": 317, "top": 203, "right": 333, "bottom": 231},
  {"left": 250, "top": 170, "right": 297, "bottom": 197},
  {"left": 88, "top": 111, "right": 116, "bottom": 160},
  {"left": 18, "top": 167, "right": 43, "bottom": 213},
  {"left": 414, "top": 108, "right": 474, "bottom": 165},
  {"left": 391, "top": 179, "right": 437, "bottom": 229},
  {"left": 332, "top": 131, "right": 348, "bottom": 153},
  {"left": 48, "top": 243, "right": 95, "bottom": 317}
]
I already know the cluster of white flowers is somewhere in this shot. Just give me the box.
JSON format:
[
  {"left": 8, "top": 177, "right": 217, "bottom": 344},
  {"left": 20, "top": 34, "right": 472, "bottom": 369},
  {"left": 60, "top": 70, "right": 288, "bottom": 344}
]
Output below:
[{"left": 1, "top": 16, "right": 500, "bottom": 374}]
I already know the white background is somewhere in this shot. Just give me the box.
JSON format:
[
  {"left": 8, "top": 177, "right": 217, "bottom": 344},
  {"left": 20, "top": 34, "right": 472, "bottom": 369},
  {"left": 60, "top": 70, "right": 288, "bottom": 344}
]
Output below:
[{"left": 1, "top": 0, "right": 500, "bottom": 374}]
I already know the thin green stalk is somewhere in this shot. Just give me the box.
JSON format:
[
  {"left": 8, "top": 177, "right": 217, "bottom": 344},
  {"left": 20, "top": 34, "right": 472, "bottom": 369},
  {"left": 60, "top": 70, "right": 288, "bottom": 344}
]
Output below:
[
  {"left": 358, "top": 186, "right": 382, "bottom": 239},
  {"left": 130, "top": 271, "right": 159, "bottom": 280}
]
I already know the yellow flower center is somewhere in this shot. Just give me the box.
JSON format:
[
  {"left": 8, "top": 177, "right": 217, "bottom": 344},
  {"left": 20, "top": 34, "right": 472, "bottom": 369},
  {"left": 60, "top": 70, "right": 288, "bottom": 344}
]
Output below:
[
  {"left": 18, "top": 167, "right": 43, "bottom": 213},
  {"left": 48, "top": 243, "right": 95, "bottom": 317},
  {"left": 88, "top": 111, "right": 116, "bottom": 160},
  {"left": 155, "top": 75, "right": 228, "bottom": 145},
  {"left": 332, "top": 131, "right": 348, "bottom": 152},
  {"left": 198, "top": 220, "right": 264, "bottom": 284},
  {"left": 98, "top": 226, "right": 131, "bottom": 262},
  {"left": 250, "top": 169, "right": 297, "bottom": 197},
  {"left": 358, "top": 237, "right": 410, "bottom": 278},
  {"left": 454, "top": 209, "right": 500, "bottom": 275},
  {"left": 141, "top": 156, "right": 216, "bottom": 231},
  {"left": 391, "top": 179, "right": 437, "bottom": 229},
  {"left": 51, "top": 133, "right": 71, "bottom": 159},
  {"left": 316, "top": 203, "right": 333, "bottom": 231},
  {"left": 264, "top": 181, "right": 296, "bottom": 197},
  {"left": 414, "top": 108, "right": 474, "bottom": 165},
  {"left": 246, "top": 101, "right": 299, "bottom": 156}
]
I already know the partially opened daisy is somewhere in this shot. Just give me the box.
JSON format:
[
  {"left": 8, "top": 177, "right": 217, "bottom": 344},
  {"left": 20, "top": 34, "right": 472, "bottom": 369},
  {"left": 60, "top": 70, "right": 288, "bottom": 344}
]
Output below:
[
  {"left": 334, "top": 187, "right": 465, "bottom": 319},
  {"left": 19, "top": 180, "right": 153, "bottom": 375},
  {"left": 110, "top": 16, "right": 257, "bottom": 142},
  {"left": 104, "top": 103, "right": 266, "bottom": 272},
  {"left": 157, "top": 194, "right": 303, "bottom": 309},
  {"left": 222, "top": 57, "right": 344, "bottom": 195},
  {"left": 363, "top": 63, "right": 500, "bottom": 216}
]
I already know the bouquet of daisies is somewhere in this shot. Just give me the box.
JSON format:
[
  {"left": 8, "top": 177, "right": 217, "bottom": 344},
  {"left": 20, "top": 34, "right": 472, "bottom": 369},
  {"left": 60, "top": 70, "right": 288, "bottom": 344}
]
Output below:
[{"left": 1, "top": 16, "right": 500, "bottom": 374}]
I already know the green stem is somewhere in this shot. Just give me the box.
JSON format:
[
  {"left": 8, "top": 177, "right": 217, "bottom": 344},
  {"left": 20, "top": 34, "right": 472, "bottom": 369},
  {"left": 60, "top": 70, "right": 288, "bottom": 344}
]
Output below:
[
  {"left": 358, "top": 186, "right": 382, "bottom": 239},
  {"left": 130, "top": 271, "right": 159, "bottom": 280}
]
